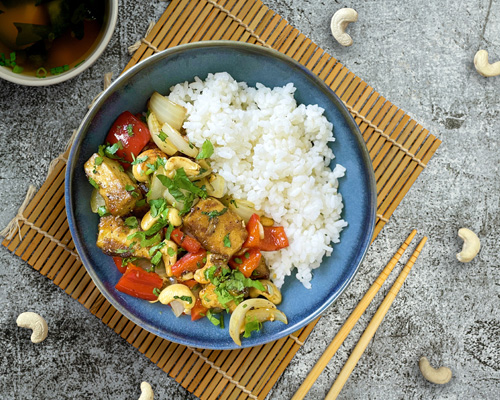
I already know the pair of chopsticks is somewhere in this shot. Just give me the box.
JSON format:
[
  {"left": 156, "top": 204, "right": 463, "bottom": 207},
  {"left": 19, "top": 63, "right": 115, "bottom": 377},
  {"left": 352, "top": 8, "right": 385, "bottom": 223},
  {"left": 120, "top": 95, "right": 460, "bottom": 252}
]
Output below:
[{"left": 292, "top": 230, "right": 427, "bottom": 400}]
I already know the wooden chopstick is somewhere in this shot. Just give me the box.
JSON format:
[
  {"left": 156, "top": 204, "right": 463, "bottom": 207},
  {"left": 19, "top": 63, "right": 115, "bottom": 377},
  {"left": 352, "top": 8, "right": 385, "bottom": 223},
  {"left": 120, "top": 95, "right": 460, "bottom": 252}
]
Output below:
[
  {"left": 325, "top": 236, "right": 428, "bottom": 399},
  {"left": 292, "top": 230, "right": 418, "bottom": 400}
]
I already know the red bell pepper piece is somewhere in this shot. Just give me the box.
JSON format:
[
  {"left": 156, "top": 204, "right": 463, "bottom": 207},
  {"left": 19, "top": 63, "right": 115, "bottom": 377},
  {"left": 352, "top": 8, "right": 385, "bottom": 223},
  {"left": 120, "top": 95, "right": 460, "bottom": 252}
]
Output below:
[
  {"left": 229, "top": 248, "right": 262, "bottom": 278},
  {"left": 115, "top": 264, "right": 163, "bottom": 301},
  {"left": 106, "top": 111, "right": 151, "bottom": 164},
  {"left": 171, "top": 250, "right": 207, "bottom": 278},
  {"left": 242, "top": 213, "right": 261, "bottom": 248},
  {"left": 181, "top": 279, "right": 199, "bottom": 289},
  {"left": 259, "top": 226, "right": 289, "bottom": 251},
  {"left": 191, "top": 298, "right": 209, "bottom": 321},
  {"left": 171, "top": 228, "right": 202, "bottom": 253},
  {"left": 112, "top": 257, "right": 127, "bottom": 274}
]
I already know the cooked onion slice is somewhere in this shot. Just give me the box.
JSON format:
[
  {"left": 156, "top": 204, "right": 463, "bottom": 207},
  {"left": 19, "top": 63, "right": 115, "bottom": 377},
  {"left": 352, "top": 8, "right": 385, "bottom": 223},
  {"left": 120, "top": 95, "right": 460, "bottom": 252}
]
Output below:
[
  {"left": 147, "top": 112, "right": 178, "bottom": 155},
  {"left": 239, "top": 309, "right": 288, "bottom": 334},
  {"left": 248, "top": 280, "right": 282, "bottom": 305},
  {"left": 170, "top": 300, "right": 185, "bottom": 317},
  {"left": 229, "top": 299, "right": 277, "bottom": 346},
  {"left": 200, "top": 174, "right": 225, "bottom": 198},
  {"left": 148, "top": 91, "right": 187, "bottom": 131},
  {"left": 161, "top": 122, "right": 198, "bottom": 158},
  {"left": 90, "top": 188, "right": 106, "bottom": 213},
  {"left": 222, "top": 197, "right": 263, "bottom": 222}
]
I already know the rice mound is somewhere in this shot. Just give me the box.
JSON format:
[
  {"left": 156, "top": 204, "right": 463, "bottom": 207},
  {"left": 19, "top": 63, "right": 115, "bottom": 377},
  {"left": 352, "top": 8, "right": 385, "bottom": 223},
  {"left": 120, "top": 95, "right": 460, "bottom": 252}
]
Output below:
[{"left": 168, "top": 72, "right": 347, "bottom": 289}]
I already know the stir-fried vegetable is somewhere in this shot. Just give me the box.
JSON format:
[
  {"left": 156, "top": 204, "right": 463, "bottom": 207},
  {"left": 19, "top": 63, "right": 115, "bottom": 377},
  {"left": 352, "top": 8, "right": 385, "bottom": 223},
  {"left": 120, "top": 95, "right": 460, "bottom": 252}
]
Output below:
[{"left": 85, "top": 93, "right": 292, "bottom": 345}]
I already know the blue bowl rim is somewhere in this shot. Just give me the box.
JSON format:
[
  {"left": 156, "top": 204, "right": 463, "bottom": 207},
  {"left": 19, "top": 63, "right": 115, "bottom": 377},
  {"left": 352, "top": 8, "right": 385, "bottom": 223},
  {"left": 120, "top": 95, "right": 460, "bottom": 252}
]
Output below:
[{"left": 65, "top": 40, "right": 377, "bottom": 349}]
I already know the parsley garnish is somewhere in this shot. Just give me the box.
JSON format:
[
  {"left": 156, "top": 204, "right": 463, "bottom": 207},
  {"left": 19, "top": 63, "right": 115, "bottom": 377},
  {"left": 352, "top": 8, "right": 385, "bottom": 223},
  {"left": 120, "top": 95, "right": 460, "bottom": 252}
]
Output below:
[
  {"left": 88, "top": 177, "right": 99, "bottom": 189},
  {"left": 174, "top": 295, "right": 193, "bottom": 304},
  {"left": 196, "top": 139, "right": 214, "bottom": 159},
  {"left": 126, "top": 124, "right": 134, "bottom": 136},
  {"left": 223, "top": 233, "right": 231, "bottom": 248},
  {"left": 131, "top": 155, "right": 148, "bottom": 166},
  {"left": 202, "top": 208, "right": 227, "bottom": 220},
  {"left": 158, "top": 131, "right": 168, "bottom": 142},
  {"left": 94, "top": 156, "right": 103, "bottom": 166},
  {"left": 243, "top": 317, "right": 262, "bottom": 338},
  {"left": 151, "top": 251, "right": 162, "bottom": 265},
  {"left": 206, "top": 310, "right": 222, "bottom": 327},
  {"left": 167, "top": 247, "right": 176, "bottom": 256},
  {"left": 124, "top": 216, "right": 138, "bottom": 229},
  {"left": 153, "top": 288, "right": 161, "bottom": 297},
  {"left": 97, "top": 206, "right": 109, "bottom": 217}
]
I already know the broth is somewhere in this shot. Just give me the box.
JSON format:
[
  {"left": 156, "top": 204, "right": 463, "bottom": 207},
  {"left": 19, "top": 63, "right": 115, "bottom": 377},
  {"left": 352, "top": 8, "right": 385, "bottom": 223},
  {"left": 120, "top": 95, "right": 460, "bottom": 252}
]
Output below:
[{"left": 0, "top": 0, "right": 105, "bottom": 78}]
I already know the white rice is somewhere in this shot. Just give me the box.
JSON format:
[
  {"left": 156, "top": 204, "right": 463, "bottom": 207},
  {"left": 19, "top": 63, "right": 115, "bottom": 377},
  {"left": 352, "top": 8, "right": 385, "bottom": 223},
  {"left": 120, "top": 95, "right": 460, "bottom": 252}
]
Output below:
[{"left": 168, "top": 72, "right": 347, "bottom": 289}]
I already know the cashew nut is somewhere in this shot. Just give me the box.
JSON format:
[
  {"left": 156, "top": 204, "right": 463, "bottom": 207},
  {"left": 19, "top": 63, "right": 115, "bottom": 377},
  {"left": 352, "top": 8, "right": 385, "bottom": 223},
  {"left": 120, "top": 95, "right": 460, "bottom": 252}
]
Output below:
[
  {"left": 159, "top": 240, "right": 177, "bottom": 276},
  {"left": 165, "top": 156, "right": 200, "bottom": 178},
  {"left": 16, "top": 312, "right": 48, "bottom": 343},
  {"left": 456, "top": 228, "right": 480, "bottom": 262},
  {"left": 330, "top": 8, "right": 358, "bottom": 47},
  {"left": 167, "top": 207, "right": 182, "bottom": 226},
  {"left": 419, "top": 357, "right": 452, "bottom": 384},
  {"left": 158, "top": 284, "right": 195, "bottom": 313},
  {"left": 132, "top": 148, "right": 168, "bottom": 182},
  {"left": 474, "top": 50, "right": 500, "bottom": 77},
  {"left": 141, "top": 210, "right": 160, "bottom": 231},
  {"left": 138, "top": 381, "right": 154, "bottom": 400},
  {"left": 249, "top": 280, "right": 282, "bottom": 304}
]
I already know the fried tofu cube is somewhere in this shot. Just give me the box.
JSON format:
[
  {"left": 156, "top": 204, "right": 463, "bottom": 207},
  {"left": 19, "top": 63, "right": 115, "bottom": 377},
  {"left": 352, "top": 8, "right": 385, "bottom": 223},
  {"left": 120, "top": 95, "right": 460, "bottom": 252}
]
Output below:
[
  {"left": 96, "top": 215, "right": 150, "bottom": 259},
  {"left": 182, "top": 197, "right": 248, "bottom": 258},
  {"left": 84, "top": 153, "right": 141, "bottom": 217}
]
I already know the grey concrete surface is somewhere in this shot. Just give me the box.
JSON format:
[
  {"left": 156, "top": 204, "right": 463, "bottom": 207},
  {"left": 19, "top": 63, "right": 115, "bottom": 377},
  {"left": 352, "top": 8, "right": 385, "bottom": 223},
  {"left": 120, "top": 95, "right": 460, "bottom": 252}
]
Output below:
[{"left": 0, "top": 0, "right": 499, "bottom": 399}]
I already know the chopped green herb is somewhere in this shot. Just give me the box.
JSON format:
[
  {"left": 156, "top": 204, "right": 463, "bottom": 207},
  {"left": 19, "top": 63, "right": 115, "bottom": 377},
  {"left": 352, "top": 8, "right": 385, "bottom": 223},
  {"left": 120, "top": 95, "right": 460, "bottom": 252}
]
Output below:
[
  {"left": 243, "top": 317, "right": 262, "bottom": 338},
  {"left": 125, "top": 184, "right": 135, "bottom": 192},
  {"left": 233, "top": 257, "right": 242, "bottom": 265},
  {"left": 136, "top": 199, "right": 147, "bottom": 207},
  {"left": 167, "top": 247, "right": 176, "bottom": 257},
  {"left": 158, "top": 131, "right": 168, "bottom": 142},
  {"left": 88, "top": 177, "right": 99, "bottom": 189},
  {"left": 223, "top": 233, "right": 231, "bottom": 248},
  {"left": 153, "top": 288, "right": 161, "bottom": 297},
  {"left": 131, "top": 156, "right": 148, "bottom": 166},
  {"left": 149, "top": 241, "right": 166, "bottom": 256},
  {"left": 244, "top": 252, "right": 250, "bottom": 259},
  {"left": 94, "top": 156, "right": 103, "bottom": 166},
  {"left": 202, "top": 208, "right": 228, "bottom": 220},
  {"left": 149, "top": 198, "right": 167, "bottom": 218},
  {"left": 164, "top": 223, "right": 174, "bottom": 241},
  {"left": 122, "top": 257, "right": 137, "bottom": 267},
  {"left": 151, "top": 251, "right": 162, "bottom": 265},
  {"left": 126, "top": 124, "right": 134, "bottom": 136},
  {"left": 124, "top": 216, "right": 138, "bottom": 229},
  {"left": 196, "top": 139, "right": 214, "bottom": 159},
  {"left": 97, "top": 206, "right": 109, "bottom": 217},
  {"left": 206, "top": 310, "right": 221, "bottom": 326},
  {"left": 229, "top": 199, "right": 238, "bottom": 208},
  {"left": 174, "top": 295, "right": 193, "bottom": 304}
]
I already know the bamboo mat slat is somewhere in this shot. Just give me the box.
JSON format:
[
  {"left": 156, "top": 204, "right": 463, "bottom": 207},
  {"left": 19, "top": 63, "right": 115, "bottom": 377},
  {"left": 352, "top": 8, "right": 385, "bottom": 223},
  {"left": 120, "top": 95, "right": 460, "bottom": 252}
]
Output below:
[{"left": 2, "top": 0, "right": 441, "bottom": 399}]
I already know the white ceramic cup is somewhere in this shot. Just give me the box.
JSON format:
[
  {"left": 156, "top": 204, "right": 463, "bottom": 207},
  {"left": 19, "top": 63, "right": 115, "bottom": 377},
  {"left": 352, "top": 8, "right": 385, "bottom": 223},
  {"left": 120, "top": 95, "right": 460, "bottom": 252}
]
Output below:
[{"left": 0, "top": 0, "right": 118, "bottom": 86}]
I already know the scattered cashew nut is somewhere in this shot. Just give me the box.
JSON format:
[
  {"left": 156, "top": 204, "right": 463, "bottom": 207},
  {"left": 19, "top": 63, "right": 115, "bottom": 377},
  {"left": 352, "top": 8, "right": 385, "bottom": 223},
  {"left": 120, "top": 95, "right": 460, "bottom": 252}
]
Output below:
[
  {"left": 330, "top": 8, "right": 358, "bottom": 46},
  {"left": 138, "top": 381, "right": 154, "bottom": 400},
  {"left": 16, "top": 312, "right": 48, "bottom": 343},
  {"left": 456, "top": 228, "right": 480, "bottom": 262},
  {"left": 474, "top": 50, "right": 500, "bottom": 77},
  {"left": 419, "top": 357, "right": 452, "bottom": 384}
]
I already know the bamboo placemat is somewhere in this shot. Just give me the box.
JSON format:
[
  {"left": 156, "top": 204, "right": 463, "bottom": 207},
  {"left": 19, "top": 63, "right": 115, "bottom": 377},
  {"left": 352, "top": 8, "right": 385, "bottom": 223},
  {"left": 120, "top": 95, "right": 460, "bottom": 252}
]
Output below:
[{"left": 2, "top": 0, "right": 441, "bottom": 399}]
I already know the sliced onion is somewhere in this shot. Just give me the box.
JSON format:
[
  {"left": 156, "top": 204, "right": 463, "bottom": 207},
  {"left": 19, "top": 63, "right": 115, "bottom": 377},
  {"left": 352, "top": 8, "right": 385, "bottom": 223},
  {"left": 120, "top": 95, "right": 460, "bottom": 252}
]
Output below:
[
  {"left": 147, "top": 112, "right": 178, "bottom": 155},
  {"left": 229, "top": 299, "right": 276, "bottom": 346},
  {"left": 239, "top": 309, "right": 288, "bottom": 333},
  {"left": 148, "top": 167, "right": 168, "bottom": 201},
  {"left": 148, "top": 92, "right": 187, "bottom": 131},
  {"left": 90, "top": 187, "right": 106, "bottom": 213},
  {"left": 222, "top": 197, "right": 263, "bottom": 222},
  {"left": 161, "top": 122, "right": 198, "bottom": 158},
  {"left": 199, "top": 174, "right": 225, "bottom": 198},
  {"left": 170, "top": 300, "right": 185, "bottom": 317},
  {"left": 249, "top": 280, "right": 282, "bottom": 304}
]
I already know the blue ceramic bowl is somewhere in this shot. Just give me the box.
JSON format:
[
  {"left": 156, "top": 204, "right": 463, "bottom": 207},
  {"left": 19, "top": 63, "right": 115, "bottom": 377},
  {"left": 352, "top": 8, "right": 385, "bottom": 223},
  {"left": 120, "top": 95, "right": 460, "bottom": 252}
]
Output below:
[{"left": 66, "top": 41, "right": 376, "bottom": 350}]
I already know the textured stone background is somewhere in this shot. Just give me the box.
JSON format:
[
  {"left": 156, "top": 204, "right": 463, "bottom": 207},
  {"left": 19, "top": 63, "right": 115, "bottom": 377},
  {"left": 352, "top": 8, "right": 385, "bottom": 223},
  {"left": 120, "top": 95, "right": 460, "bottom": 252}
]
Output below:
[{"left": 0, "top": 0, "right": 499, "bottom": 399}]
